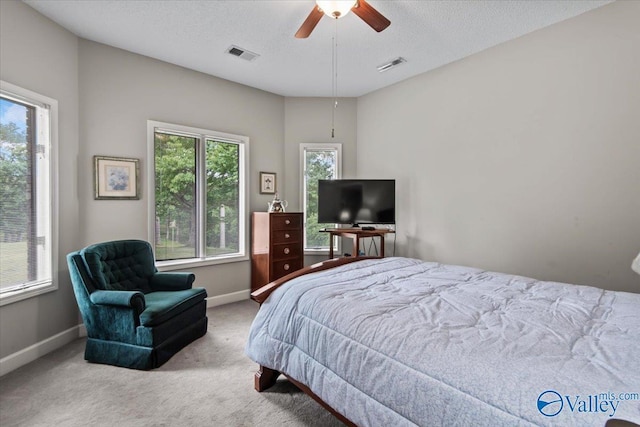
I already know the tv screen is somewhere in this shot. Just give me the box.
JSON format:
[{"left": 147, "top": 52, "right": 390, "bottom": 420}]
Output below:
[{"left": 317, "top": 179, "right": 395, "bottom": 226}]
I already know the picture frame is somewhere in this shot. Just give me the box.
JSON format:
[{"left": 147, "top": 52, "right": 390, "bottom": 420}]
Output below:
[
  {"left": 94, "top": 155, "right": 140, "bottom": 200},
  {"left": 260, "top": 172, "right": 277, "bottom": 194}
]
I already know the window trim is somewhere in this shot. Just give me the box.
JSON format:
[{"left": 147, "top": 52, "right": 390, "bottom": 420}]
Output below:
[
  {"left": 0, "top": 80, "right": 59, "bottom": 306},
  {"left": 147, "top": 120, "right": 250, "bottom": 269},
  {"left": 300, "top": 143, "right": 342, "bottom": 254}
]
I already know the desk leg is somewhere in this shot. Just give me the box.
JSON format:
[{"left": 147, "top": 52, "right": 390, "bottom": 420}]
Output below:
[
  {"left": 353, "top": 237, "right": 360, "bottom": 257},
  {"left": 380, "top": 235, "right": 385, "bottom": 257},
  {"left": 329, "top": 233, "right": 334, "bottom": 259}
]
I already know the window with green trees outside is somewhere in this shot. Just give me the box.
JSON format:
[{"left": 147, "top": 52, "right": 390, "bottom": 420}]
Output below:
[
  {"left": 301, "top": 143, "right": 341, "bottom": 251},
  {"left": 150, "top": 121, "right": 248, "bottom": 264},
  {"left": 1, "top": 81, "right": 56, "bottom": 304}
]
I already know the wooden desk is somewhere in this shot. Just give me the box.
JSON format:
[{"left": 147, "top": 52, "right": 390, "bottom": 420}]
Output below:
[{"left": 321, "top": 228, "right": 395, "bottom": 259}]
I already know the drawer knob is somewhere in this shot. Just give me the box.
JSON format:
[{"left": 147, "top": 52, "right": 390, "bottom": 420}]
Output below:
[
  {"left": 283, "top": 248, "right": 290, "bottom": 255},
  {"left": 284, "top": 264, "right": 290, "bottom": 271},
  {"left": 285, "top": 219, "right": 291, "bottom": 225},
  {"left": 285, "top": 233, "right": 290, "bottom": 239}
]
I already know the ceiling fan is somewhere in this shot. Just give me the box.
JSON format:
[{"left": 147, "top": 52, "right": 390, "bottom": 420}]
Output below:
[{"left": 295, "top": 0, "right": 391, "bottom": 38}]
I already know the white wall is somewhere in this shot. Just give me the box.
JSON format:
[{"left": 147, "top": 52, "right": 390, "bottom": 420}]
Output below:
[
  {"left": 78, "top": 40, "right": 285, "bottom": 298},
  {"left": 0, "top": 0, "right": 80, "bottom": 359},
  {"left": 357, "top": 1, "right": 640, "bottom": 292}
]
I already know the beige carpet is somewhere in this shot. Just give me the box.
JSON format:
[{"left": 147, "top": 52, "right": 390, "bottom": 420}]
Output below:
[{"left": 0, "top": 300, "right": 344, "bottom": 427}]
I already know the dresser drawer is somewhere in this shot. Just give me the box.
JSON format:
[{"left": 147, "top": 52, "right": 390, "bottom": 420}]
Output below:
[
  {"left": 272, "top": 229, "right": 301, "bottom": 244},
  {"left": 270, "top": 214, "right": 301, "bottom": 230},
  {"left": 271, "top": 243, "right": 302, "bottom": 261},
  {"left": 272, "top": 259, "right": 303, "bottom": 278},
  {"left": 251, "top": 212, "right": 304, "bottom": 292}
]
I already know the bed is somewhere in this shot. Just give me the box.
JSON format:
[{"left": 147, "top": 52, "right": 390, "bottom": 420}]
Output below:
[{"left": 245, "top": 257, "right": 640, "bottom": 426}]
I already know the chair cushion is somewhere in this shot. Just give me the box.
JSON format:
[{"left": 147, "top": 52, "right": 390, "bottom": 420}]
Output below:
[
  {"left": 140, "top": 288, "right": 207, "bottom": 327},
  {"left": 81, "top": 240, "right": 156, "bottom": 292}
]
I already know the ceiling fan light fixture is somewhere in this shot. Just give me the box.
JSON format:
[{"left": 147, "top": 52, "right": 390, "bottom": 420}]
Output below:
[
  {"left": 316, "top": 0, "right": 357, "bottom": 19},
  {"left": 295, "top": 0, "right": 389, "bottom": 38}
]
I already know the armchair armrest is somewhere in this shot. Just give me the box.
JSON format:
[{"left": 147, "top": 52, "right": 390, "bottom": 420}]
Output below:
[
  {"left": 90, "top": 290, "right": 146, "bottom": 314},
  {"left": 149, "top": 272, "right": 196, "bottom": 291}
]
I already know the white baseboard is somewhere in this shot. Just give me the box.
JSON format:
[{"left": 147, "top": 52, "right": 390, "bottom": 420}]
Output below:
[
  {"left": 0, "top": 289, "right": 250, "bottom": 377},
  {"left": 0, "top": 325, "right": 81, "bottom": 377},
  {"left": 206, "top": 289, "right": 250, "bottom": 308}
]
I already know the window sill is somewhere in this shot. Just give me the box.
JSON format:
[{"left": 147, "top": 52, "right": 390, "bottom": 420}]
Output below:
[
  {"left": 304, "top": 249, "right": 333, "bottom": 257},
  {"left": 0, "top": 281, "right": 58, "bottom": 307},
  {"left": 156, "top": 254, "right": 249, "bottom": 271}
]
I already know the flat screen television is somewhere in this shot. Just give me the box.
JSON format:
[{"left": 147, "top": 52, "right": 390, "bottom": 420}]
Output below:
[{"left": 317, "top": 179, "right": 395, "bottom": 226}]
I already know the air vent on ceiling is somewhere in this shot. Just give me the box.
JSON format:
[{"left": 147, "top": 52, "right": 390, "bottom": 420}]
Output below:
[
  {"left": 226, "top": 45, "right": 260, "bottom": 62},
  {"left": 376, "top": 57, "right": 407, "bottom": 73}
]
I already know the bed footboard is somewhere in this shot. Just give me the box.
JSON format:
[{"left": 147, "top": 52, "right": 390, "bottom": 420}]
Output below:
[
  {"left": 252, "top": 259, "right": 374, "bottom": 392},
  {"left": 250, "top": 257, "right": 375, "bottom": 425},
  {"left": 250, "top": 256, "right": 377, "bottom": 304}
]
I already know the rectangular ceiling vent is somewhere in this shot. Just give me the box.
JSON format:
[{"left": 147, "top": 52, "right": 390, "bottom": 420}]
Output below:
[
  {"left": 226, "top": 45, "right": 260, "bottom": 62},
  {"left": 376, "top": 57, "right": 407, "bottom": 73}
]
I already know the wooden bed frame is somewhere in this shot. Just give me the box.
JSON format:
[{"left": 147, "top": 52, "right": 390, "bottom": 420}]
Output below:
[
  {"left": 250, "top": 256, "right": 378, "bottom": 426},
  {"left": 250, "top": 258, "right": 640, "bottom": 427}
]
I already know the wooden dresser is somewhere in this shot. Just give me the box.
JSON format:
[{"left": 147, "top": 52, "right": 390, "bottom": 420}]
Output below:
[{"left": 251, "top": 212, "right": 303, "bottom": 292}]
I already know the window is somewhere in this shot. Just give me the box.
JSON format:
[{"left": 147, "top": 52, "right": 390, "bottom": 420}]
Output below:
[
  {"left": 147, "top": 121, "right": 249, "bottom": 267},
  {"left": 301, "top": 143, "right": 341, "bottom": 251},
  {"left": 0, "top": 81, "right": 57, "bottom": 306}
]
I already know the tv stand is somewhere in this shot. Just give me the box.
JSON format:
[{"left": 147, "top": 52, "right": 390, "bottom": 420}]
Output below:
[{"left": 320, "top": 228, "right": 395, "bottom": 259}]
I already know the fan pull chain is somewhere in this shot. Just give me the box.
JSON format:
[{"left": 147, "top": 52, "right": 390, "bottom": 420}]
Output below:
[{"left": 331, "top": 18, "right": 338, "bottom": 138}]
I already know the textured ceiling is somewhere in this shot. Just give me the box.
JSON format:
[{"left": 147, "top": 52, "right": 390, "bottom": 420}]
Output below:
[{"left": 23, "top": 0, "right": 613, "bottom": 97}]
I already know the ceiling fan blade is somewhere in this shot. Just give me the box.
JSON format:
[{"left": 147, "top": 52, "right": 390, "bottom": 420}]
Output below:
[
  {"left": 295, "top": 6, "right": 324, "bottom": 38},
  {"left": 351, "top": 0, "right": 390, "bottom": 33}
]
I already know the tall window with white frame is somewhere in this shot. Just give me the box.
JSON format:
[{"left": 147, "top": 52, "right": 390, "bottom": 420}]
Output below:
[
  {"left": 149, "top": 121, "right": 248, "bottom": 264},
  {"left": 0, "top": 82, "right": 57, "bottom": 304},
  {"left": 301, "top": 143, "right": 341, "bottom": 251}
]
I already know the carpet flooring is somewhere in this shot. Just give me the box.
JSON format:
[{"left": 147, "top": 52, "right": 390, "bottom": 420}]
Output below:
[{"left": 0, "top": 300, "right": 343, "bottom": 427}]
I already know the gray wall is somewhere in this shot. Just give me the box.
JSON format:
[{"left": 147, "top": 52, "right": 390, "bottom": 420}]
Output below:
[
  {"left": 1, "top": 1, "right": 287, "bottom": 362},
  {"left": 0, "top": 0, "right": 80, "bottom": 358},
  {"left": 2, "top": 0, "right": 638, "bottom": 366},
  {"left": 357, "top": 1, "right": 640, "bottom": 292},
  {"left": 78, "top": 40, "right": 285, "bottom": 297},
  {"left": 283, "top": 97, "right": 358, "bottom": 211},
  {"left": 283, "top": 97, "right": 358, "bottom": 265}
]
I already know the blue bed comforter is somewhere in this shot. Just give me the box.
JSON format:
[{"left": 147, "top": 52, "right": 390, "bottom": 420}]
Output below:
[{"left": 245, "top": 257, "right": 640, "bottom": 426}]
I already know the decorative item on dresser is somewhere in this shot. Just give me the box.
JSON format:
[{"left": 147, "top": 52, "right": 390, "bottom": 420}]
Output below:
[{"left": 250, "top": 212, "right": 303, "bottom": 292}]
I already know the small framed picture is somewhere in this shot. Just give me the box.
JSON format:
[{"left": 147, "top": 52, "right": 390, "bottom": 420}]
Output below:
[
  {"left": 94, "top": 155, "right": 140, "bottom": 200},
  {"left": 260, "top": 172, "right": 276, "bottom": 194}
]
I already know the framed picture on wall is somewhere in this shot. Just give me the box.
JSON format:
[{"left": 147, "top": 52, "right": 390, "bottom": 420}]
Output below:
[
  {"left": 94, "top": 155, "right": 140, "bottom": 200},
  {"left": 260, "top": 172, "right": 276, "bottom": 194}
]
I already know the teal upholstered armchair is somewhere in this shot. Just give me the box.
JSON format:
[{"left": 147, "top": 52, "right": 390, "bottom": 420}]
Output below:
[{"left": 67, "top": 240, "right": 208, "bottom": 369}]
